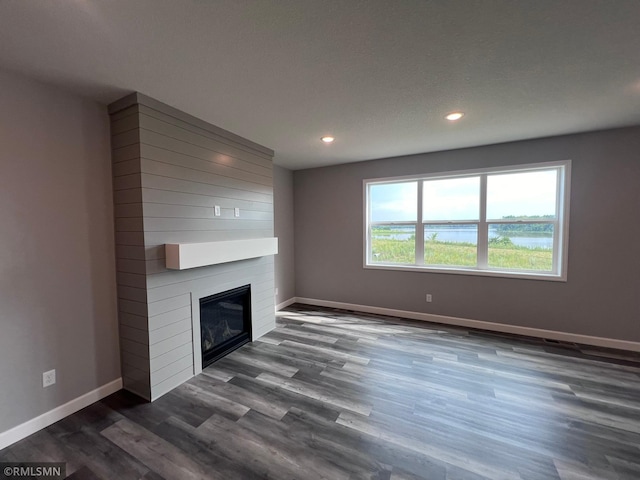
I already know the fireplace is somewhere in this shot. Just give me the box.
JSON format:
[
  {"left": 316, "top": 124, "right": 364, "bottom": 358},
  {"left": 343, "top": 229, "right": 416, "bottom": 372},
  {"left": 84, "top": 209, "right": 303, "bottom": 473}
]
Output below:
[
  {"left": 109, "top": 93, "right": 277, "bottom": 401},
  {"left": 199, "top": 285, "right": 252, "bottom": 368}
]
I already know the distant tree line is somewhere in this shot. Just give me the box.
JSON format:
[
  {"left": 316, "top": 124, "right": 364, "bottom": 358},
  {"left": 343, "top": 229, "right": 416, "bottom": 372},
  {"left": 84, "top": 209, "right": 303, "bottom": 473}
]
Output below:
[{"left": 495, "top": 215, "right": 554, "bottom": 235}]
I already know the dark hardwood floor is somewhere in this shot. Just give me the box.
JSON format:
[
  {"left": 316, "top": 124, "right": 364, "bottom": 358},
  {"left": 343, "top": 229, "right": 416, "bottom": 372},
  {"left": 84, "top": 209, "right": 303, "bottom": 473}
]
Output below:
[{"left": 2, "top": 304, "right": 640, "bottom": 479}]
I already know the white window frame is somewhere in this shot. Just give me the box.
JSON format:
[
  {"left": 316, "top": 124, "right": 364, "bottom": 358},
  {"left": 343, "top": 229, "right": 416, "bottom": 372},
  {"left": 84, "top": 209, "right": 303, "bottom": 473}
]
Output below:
[{"left": 363, "top": 160, "right": 571, "bottom": 281}]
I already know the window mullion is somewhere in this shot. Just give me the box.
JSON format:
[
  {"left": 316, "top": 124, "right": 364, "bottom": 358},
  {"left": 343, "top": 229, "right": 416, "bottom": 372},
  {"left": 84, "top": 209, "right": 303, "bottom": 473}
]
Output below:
[
  {"left": 478, "top": 174, "right": 488, "bottom": 268},
  {"left": 370, "top": 221, "right": 416, "bottom": 226},
  {"left": 365, "top": 183, "right": 370, "bottom": 265},
  {"left": 416, "top": 181, "right": 424, "bottom": 265},
  {"left": 422, "top": 220, "right": 479, "bottom": 225}
]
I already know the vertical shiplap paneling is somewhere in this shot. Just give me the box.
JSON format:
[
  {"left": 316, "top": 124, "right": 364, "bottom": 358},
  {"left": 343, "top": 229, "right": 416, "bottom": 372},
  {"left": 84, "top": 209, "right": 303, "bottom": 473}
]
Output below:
[{"left": 109, "top": 93, "right": 276, "bottom": 401}]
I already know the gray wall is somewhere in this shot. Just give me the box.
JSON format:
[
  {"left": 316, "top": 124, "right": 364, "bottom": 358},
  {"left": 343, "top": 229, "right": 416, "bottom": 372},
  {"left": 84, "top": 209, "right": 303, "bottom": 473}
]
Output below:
[
  {"left": 110, "top": 94, "right": 276, "bottom": 401},
  {"left": 274, "top": 165, "right": 296, "bottom": 304},
  {"left": 0, "top": 69, "right": 120, "bottom": 433},
  {"left": 294, "top": 127, "right": 640, "bottom": 342}
]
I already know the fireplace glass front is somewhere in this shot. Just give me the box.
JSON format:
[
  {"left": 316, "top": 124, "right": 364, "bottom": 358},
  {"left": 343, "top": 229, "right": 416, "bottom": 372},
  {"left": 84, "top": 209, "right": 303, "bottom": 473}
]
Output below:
[{"left": 199, "top": 284, "right": 251, "bottom": 368}]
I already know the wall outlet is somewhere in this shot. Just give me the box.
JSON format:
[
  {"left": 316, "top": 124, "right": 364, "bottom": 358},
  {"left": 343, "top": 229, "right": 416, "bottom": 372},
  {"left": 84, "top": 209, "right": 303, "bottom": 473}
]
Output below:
[
  {"left": 426, "top": 294, "right": 433, "bottom": 303},
  {"left": 43, "top": 369, "right": 56, "bottom": 388},
  {"left": 234, "top": 207, "right": 240, "bottom": 217},
  {"left": 275, "top": 287, "right": 279, "bottom": 296},
  {"left": 214, "top": 205, "right": 221, "bottom": 217}
]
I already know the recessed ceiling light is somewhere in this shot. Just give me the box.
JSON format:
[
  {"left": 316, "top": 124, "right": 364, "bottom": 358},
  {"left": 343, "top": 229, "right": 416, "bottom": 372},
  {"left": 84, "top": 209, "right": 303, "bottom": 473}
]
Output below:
[
  {"left": 445, "top": 112, "right": 465, "bottom": 121},
  {"left": 321, "top": 135, "right": 335, "bottom": 143}
]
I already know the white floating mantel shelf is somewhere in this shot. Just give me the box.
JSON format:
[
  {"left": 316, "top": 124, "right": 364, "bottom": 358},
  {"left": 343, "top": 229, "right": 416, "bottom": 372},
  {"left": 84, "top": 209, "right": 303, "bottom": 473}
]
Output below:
[{"left": 165, "top": 238, "right": 278, "bottom": 270}]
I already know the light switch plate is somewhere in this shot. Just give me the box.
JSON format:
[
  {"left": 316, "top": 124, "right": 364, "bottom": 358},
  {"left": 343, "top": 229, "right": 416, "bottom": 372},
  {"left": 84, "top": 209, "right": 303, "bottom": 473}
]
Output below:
[
  {"left": 234, "top": 208, "right": 240, "bottom": 217},
  {"left": 214, "top": 205, "right": 221, "bottom": 217}
]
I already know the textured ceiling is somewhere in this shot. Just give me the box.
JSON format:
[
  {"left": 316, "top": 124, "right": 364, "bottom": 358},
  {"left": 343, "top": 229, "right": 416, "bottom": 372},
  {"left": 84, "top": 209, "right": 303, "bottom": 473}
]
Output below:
[{"left": 1, "top": 0, "right": 639, "bottom": 169}]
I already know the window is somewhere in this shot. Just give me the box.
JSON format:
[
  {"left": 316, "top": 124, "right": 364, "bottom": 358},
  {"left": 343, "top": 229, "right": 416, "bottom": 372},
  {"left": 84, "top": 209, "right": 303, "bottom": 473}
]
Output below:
[{"left": 365, "top": 161, "right": 570, "bottom": 280}]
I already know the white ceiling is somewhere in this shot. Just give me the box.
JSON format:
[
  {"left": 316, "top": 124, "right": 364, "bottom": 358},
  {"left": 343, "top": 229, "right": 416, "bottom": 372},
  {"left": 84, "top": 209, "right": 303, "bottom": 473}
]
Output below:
[{"left": 1, "top": 1, "right": 639, "bottom": 170}]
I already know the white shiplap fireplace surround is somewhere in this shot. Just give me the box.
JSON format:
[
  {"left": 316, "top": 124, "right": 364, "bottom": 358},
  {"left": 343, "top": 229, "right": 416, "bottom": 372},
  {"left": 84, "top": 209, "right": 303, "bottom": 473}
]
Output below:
[{"left": 109, "top": 93, "right": 278, "bottom": 401}]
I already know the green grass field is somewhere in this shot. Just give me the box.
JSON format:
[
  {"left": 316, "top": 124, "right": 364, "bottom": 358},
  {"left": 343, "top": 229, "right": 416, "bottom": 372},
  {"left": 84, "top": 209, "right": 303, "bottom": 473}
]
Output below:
[{"left": 371, "top": 235, "right": 552, "bottom": 271}]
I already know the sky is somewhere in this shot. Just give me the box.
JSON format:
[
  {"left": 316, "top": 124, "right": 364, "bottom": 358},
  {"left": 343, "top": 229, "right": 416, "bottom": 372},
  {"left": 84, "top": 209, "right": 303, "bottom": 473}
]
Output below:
[{"left": 370, "top": 170, "right": 557, "bottom": 222}]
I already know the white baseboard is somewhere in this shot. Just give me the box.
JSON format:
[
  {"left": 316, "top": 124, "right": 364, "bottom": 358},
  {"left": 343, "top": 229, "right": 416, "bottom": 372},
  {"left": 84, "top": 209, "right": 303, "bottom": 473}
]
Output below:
[
  {"left": 0, "top": 378, "right": 122, "bottom": 451},
  {"left": 275, "top": 297, "right": 297, "bottom": 311},
  {"left": 293, "top": 297, "right": 640, "bottom": 353}
]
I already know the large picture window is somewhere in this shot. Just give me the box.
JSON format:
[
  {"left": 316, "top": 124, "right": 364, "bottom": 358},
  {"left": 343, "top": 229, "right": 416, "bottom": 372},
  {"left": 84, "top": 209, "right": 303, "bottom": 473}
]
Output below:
[{"left": 365, "top": 161, "right": 570, "bottom": 280}]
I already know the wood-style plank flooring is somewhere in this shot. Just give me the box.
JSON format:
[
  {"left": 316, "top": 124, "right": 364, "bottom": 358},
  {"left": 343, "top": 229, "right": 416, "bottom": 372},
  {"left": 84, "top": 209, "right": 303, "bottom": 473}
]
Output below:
[{"left": 2, "top": 304, "right": 640, "bottom": 479}]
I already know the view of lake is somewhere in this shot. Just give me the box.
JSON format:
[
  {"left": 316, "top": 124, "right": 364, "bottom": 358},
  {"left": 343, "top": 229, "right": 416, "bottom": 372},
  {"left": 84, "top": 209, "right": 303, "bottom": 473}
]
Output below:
[{"left": 373, "top": 226, "right": 553, "bottom": 249}]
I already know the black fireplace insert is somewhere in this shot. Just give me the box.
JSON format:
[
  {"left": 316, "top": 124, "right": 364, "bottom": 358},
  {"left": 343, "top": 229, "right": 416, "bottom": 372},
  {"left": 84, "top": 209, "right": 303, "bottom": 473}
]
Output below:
[{"left": 199, "top": 284, "right": 251, "bottom": 368}]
